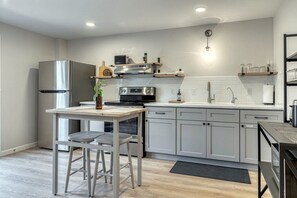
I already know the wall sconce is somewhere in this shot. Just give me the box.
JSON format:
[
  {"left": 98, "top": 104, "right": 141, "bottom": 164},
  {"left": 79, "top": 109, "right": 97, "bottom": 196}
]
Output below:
[{"left": 204, "top": 29, "right": 213, "bottom": 57}]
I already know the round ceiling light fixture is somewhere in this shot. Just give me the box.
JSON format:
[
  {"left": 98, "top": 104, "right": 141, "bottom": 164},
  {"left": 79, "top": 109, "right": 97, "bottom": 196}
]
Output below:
[
  {"left": 195, "top": 7, "right": 206, "bottom": 13},
  {"left": 86, "top": 22, "right": 95, "bottom": 27}
]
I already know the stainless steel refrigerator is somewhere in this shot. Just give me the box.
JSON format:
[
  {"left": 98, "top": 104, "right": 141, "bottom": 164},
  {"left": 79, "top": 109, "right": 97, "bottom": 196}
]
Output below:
[{"left": 38, "top": 60, "right": 95, "bottom": 151}]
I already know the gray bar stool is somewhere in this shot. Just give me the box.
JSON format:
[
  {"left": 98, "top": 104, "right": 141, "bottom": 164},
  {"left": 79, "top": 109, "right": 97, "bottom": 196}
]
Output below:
[
  {"left": 65, "top": 131, "right": 104, "bottom": 196},
  {"left": 91, "top": 133, "right": 135, "bottom": 197}
]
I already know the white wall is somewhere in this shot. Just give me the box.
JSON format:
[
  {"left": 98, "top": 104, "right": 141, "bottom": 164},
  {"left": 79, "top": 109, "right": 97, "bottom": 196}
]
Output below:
[
  {"left": 68, "top": 18, "right": 274, "bottom": 104},
  {"left": 0, "top": 22, "right": 56, "bottom": 152},
  {"left": 273, "top": 0, "right": 297, "bottom": 118}
]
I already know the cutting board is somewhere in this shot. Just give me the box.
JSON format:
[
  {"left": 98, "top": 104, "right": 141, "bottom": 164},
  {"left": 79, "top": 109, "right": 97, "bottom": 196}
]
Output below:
[{"left": 98, "top": 61, "right": 112, "bottom": 77}]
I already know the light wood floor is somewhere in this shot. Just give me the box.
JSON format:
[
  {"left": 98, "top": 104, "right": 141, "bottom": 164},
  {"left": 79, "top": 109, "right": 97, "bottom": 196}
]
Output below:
[{"left": 0, "top": 148, "right": 271, "bottom": 198}]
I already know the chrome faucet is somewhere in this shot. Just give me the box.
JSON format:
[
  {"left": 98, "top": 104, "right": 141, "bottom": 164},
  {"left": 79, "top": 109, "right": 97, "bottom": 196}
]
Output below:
[
  {"left": 207, "top": 81, "right": 215, "bottom": 103},
  {"left": 227, "top": 87, "right": 238, "bottom": 104}
]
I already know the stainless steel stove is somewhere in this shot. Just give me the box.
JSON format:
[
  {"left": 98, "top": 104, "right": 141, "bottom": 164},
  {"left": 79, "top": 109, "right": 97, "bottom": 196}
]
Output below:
[{"left": 104, "top": 87, "right": 156, "bottom": 157}]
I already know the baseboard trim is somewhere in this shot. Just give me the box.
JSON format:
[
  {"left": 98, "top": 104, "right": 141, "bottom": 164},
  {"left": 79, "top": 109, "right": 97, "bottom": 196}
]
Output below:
[{"left": 0, "top": 142, "right": 37, "bottom": 157}]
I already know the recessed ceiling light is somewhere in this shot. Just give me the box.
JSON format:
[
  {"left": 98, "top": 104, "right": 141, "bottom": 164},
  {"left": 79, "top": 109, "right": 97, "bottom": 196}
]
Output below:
[
  {"left": 195, "top": 7, "right": 206, "bottom": 13},
  {"left": 86, "top": 22, "right": 95, "bottom": 27}
]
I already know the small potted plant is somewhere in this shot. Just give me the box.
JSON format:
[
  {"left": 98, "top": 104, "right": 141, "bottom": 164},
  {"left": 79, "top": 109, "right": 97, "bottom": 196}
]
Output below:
[{"left": 93, "top": 80, "right": 106, "bottom": 109}]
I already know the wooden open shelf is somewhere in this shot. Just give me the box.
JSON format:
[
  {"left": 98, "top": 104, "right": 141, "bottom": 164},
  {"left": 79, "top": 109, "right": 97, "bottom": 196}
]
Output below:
[
  {"left": 153, "top": 73, "right": 185, "bottom": 78},
  {"left": 110, "top": 62, "right": 162, "bottom": 67},
  {"left": 91, "top": 73, "right": 185, "bottom": 79},
  {"left": 238, "top": 72, "right": 278, "bottom": 76},
  {"left": 90, "top": 76, "right": 123, "bottom": 79}
]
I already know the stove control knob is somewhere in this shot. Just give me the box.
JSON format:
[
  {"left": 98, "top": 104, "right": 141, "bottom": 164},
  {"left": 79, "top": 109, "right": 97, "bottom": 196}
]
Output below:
[
  {"left": 120, "top": 88, "right": 127, "bottom": 94},
  {"left": 146, "top": 89, "right": 151, "bottom": 94}
]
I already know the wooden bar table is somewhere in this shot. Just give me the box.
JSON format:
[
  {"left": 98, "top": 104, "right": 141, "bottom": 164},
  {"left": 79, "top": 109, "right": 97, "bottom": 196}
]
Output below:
[
  {"left": 47, "top": 106, "right": 146, "bottom": 198},
  {"left": 258, "top": 122, "right": 297, "bottom": 198}
]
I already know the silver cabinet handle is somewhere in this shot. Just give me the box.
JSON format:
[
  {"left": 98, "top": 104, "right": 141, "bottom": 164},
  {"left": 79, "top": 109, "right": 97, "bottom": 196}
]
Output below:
[
  {"left": 254, "top": 116, "right": 268, "bottom": 119},
  {"left": 245, "top": 124, "right": 255, "bottom": 128},
  {"left": 155, "top": 112, "right": 166, "bottom": 115}
]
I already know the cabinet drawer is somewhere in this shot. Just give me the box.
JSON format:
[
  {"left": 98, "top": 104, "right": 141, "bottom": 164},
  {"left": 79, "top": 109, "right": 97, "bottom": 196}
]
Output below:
[
  {"left": 146, "top": 107, "right": 176, "bottom": 119},
  {"left": 207, "top": 109, "right": 239, "bottom": 123},
  {"left": 177, "top": 108, "right": 206, "bottom": 121},
  {"left": 240, "top": 110, "right": 283, "bottom": 124}
]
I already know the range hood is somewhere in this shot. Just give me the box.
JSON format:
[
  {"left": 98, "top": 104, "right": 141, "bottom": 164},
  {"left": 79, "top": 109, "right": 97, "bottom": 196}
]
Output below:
[{"left": 113, "top": 63, "right": 160, "bottom": 75}]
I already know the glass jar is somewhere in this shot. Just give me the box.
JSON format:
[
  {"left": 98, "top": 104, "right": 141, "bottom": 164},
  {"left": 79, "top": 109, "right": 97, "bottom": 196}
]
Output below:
[
  {"left": 240, "top": 64, "right": 246, "bottom": 73},
  {"left": 251, "top": 66, "right": 259, "bottom": 72},
  {"left": 246, "top": 63, "right": 253, "bottom": 73},
  {"left": 259, "top": 66, "right": 267, "bottom": 72}
]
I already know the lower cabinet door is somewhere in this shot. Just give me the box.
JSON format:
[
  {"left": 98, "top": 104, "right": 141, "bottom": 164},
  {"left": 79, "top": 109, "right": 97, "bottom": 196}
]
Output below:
[
  {"left": 207, "top": 122, "right": 240, "bottom": 162},
  {"left": 145, "top": 118, "right": 176, "bottom": 154},
  {"left": 177, "top": 120, "right": 207, "bottom": 158},
  {"left": 240, "top": 123, "right": 273, "bottom": 163},
  {"left": 240, "top": 123, "right": 258, "bottom": 164}
]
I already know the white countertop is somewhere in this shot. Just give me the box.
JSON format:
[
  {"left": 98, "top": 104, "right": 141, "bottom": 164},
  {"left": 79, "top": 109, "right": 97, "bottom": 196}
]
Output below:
[
  {"left": 144, "top": 102, "right": 283, "bottom": 110},
  {"left": 80, "top": 101, "right": 96, "bottom": 105},
  {"left": 46, "top": 106, "right": 146, "bottom": 117}
]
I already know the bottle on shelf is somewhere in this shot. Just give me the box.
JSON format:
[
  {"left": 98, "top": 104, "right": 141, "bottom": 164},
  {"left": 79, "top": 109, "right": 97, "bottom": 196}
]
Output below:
[
  {"left": 177, "top": 89, "right": 182, "bottom": 101},
  {"left": 143, "top": 52, "right": 148, "bottom": 63}
]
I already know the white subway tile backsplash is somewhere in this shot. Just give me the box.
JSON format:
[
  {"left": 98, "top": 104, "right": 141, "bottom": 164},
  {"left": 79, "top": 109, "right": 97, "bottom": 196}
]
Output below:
[{"left": 103, "top": 75, "right": 275, "bottom": 105}]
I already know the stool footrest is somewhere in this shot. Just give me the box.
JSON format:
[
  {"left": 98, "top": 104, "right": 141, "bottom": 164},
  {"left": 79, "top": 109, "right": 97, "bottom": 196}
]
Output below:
[
  {"left": 96, "top": 172, "right": 113, "bottom": 178},
  {"left": 72, "top": 156, "right": 83, "bottom": 163},
  {"left": 120, "top": 175, "right": 132, "bottom": 184},
  {"left": 70, "top": 167, "right": 86, "bottom": 176},
  {"left": 120, "top": 163, "right": 130, "bottom": 170}
]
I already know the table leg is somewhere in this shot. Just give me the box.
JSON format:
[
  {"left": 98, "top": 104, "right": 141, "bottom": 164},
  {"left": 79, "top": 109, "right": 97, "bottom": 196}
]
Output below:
[
  {"left": 279, "top": 146, "right": 285, "bottom": 198},
  {"left": 258, "top": 123, "right": 261, "bottom": 198},
  {"left": 137, "top": 113, "right": 142, "bottom": 186},
  {"left": 113, "top": 118, "right": 120, "bottom": 198},
  {"left": 52, "top": 114, "right": 59, "bottom": 195}
]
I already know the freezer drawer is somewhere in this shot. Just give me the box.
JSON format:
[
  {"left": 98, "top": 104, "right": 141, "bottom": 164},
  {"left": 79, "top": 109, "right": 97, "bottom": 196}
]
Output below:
[{"left": 38, "top": 92, "right": 79, "bottom": 151}]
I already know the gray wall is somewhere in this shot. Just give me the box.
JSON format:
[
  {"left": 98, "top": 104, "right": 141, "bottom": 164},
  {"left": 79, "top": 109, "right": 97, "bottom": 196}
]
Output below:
[
  {"left": 0, "top": 22, "right": 56, "bottom": 151},
  {"left": 68, "top": 18, "right": 273, "bottom": 76},
  {"left": 0, "top": 16, "right": 276, "bottom": 152},
  {"left": 67, "top": 18, "right": 274, "bottom": 103},
  {"left": 273, "top": 0, "right": 297, "bottom": 117}
]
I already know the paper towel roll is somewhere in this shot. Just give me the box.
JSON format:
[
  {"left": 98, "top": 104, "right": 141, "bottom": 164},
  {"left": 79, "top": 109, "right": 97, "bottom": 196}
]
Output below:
[{"left": 263, "top": 85, "right": 274, "bottom": 104}]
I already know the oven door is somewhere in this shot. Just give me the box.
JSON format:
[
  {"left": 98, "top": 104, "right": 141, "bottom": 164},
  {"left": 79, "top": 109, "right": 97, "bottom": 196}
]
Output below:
[
  {"left": 104, "top": 117, "right": 138, "bottom": 138},
  {"left": 104, "top": 111, "right": 145, "bottom": 157}
]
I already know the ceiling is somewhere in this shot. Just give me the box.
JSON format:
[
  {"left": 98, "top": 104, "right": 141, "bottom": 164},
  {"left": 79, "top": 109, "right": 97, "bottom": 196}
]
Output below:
[{"left": 0, "top": 0, "right": 281, "bottom": 40}]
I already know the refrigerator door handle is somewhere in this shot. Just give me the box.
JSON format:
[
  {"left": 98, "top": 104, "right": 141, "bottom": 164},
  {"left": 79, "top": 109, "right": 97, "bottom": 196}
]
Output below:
[{"left": 40, "top": 90, "right": 68, "bottom": 93}]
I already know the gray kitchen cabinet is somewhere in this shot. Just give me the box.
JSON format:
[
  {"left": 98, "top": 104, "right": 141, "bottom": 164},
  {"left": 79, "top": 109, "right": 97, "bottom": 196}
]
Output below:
[
  {"left": 240, "top": 123, "right": 258, "bottom": 164},
  {"left": 240, "top": 110, "right": 283, "bottom": 164},
  {"left": 240, "top": 123, "right": 273, "bottom": 164},
  {"left": 240, "top": 110, "right": 283, "bottom": 124},
  {"left": 177, "top": 108, "right": 207, "bottom": 121},
  {"left": 177, "top": 120, "right": 207, "bottom": 158},
  {"left": 207, "top": 122, "right": 240, "bottom": 162},
  {"left": 146, "top": 107, "right": 176, "bottom": 119},
  {"left": 207, "top": 109, "right": 239, "bottom": 123},
  {"left": 145, "top": 107, "right": 177, "bottom": 154}
]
